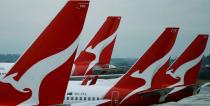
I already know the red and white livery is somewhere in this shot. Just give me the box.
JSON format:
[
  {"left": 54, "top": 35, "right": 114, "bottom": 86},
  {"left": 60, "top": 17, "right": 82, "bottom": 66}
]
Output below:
[
  {"left": 72, "top": 16, "right": 121, "bottom": 76},
  {"left": 0, "top": 0, "right": 89, "bottom": 105},
  {"left": 65, "top": 27, "right": 179, "bottom": 106}
]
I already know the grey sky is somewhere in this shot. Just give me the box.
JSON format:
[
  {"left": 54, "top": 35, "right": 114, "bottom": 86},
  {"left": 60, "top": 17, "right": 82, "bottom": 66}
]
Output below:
[{"left": 0, "top": 0, "right": 209, "bottom": 58}]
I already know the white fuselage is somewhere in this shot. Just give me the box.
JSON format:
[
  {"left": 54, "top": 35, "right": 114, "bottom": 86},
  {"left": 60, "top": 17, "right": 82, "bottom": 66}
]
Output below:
[
  {"left": 64, "top": 83, "right": 109, "bottom": 104},
  {"left": 63, "top": 78, "right": 119, "bottom": 104}
]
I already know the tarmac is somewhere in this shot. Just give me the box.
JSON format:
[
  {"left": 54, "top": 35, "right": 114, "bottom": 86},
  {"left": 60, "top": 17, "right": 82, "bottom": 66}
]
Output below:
[{"left": 158, "top": 87, "right": 210, "bottom": 106}]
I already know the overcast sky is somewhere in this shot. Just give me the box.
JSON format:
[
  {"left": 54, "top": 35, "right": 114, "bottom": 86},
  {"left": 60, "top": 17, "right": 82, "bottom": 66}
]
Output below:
[{"left": 0, "top": 0, "right": 209, "bottom": 58}]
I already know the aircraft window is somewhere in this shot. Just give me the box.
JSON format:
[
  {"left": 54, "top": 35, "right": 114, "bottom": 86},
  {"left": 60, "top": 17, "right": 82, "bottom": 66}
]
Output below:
[
  {"left": 92, "top": 97, "right": 95, "bottom": 101},
  {"left": 67, "top": 97, "right": 69, "bottom": 100},
  {"left": 80, "top": 97, "right": 82, "bottom": 100},
  {"left": 75, "top": 97, "right": 78, "bottom": 100},
  {"left": 84, "top": 97, "right": 87, "bottom": 100},
  {"left": 71, "top": 97, "right": 74, "bottom": 100},
  {"left": 67, "top": 92, "right": 73, "bottom": 95},
  {"left": 88, "top": 97, "right": 91, "bottom": 101},
  {"left": 97, "top": 97, "right": 100, "bottom": 100}
]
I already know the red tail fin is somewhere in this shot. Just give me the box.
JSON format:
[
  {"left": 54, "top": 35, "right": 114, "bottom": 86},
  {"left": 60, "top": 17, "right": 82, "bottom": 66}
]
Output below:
[
  {"left": 0, "top": 0, "right": 89, "bottom": 105},
  {"left": 81, "top": 76, "right": 91, "bottom": 85},
  {"left": 159, "top": 35, "right": 209, "bottom": 103},
  {"left": 72, "top": 16, "right": 121, "bottom": 76},
  {"left": 89, "top": 75, "right": 99, "bottom": 85},
  {"left": 104, "top": 28, "right": 179, "bottom": 104},
  {"left": 154, "top": 35, "right": 208, "bottom": 89}
]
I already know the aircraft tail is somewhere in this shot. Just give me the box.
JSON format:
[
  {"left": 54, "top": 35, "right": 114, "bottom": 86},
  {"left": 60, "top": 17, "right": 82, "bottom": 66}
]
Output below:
[
  {"left": 72, "top": 16, "right": 121, "bottom": 76},
  {"left": 89, "top": 75, "right": 99, "bottom": 85},
  {"left": 81, "top": 76, "right": 91, "bottom": 85},
  {"left": 0, "top": 0, "right": 89, "bottom": 105},
  {"left": 165, "top": 34, "right": 208, "bottom": 88},
  {"left": 150, "top": 34, "right": 208, "bottom": 103},
  {"left": 104, "top": 27, "right": 179, "bottom": 104}
]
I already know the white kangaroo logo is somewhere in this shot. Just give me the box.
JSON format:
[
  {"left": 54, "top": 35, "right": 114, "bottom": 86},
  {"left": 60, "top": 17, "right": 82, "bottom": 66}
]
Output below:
[
  {"left": 166, "top": 52, "right": 204, "bottom": 88},
  {"left": 84, "top": 32, "right": 117, "bottom": 74},
  {"left": 1, "top": 38, "right": 79, "bottom": 105},
  {"left": 120, "top": 49, "right": 173, "bottom": 104}
]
